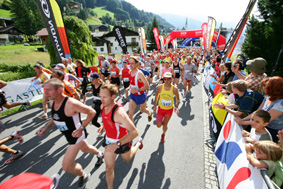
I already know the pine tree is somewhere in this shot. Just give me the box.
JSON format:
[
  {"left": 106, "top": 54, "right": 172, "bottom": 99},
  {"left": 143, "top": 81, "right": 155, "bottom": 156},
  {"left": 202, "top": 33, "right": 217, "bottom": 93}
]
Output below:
[{"left": 147, "top": 16, "right": 159, "bottom": 50}]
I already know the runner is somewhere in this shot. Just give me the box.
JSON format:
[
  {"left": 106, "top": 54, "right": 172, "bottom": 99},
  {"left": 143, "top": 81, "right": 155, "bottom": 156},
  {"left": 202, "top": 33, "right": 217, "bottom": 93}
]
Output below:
[
  {"left": 153, "top": 72, "right": 180, "bottom": 143},
  {"left": 120, "top": 61, "right": 131, "bottom": 103},
  {"left": 144, "top": 55, "right": 155, "bottom": 85},
  {"left": 34, "top": 64, "right": 50, "bottom": 119},
  {"left": 109, "top": 59, "right": 121, "bottom": 98},
  {"left": 52, "top": 70, "right": 80, "bottom": 100},
  {"left": 62, "top": 58, "right": 76, "bottom": 76},
  {"left": 37, "top": 78, "right": 104, "bottom": 189},
  {"left": 128, "top": 56, "right": 152, "bottom": 122},
  {"left": 100, "top": 56, "right": 111, "bottom": 82},
  {"left": 160, "top": 60, "right": 174, "bottom": 84},
  {"left": 97, "top": 84, "right": 143, "bottom": 189},
  {"left": 172, "top": 56, "right": 181, "bottom": 87},
  {"left": 182, "top": 56, "right": 197, "bottom": 97}
]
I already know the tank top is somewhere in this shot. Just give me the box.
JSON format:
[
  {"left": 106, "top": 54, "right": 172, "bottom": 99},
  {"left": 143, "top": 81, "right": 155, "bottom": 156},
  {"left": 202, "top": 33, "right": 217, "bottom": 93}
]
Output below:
[
  {"left": 51, "top": 97, "right": 83, "bottom": 140},
  {"left": 92, "top": 83, "right": 102, "bottom": 102},
  {"left": 162, "top": 67, "right": 171, "bottom": 78},
  {"left": 158, "top": 84, "right": 174, "bottom": 110},
  {"left": 40, "top": 73, "right": 49, "bottom": 83},
  {"left": 101, "top": 103, "right": 128, "bottom": 140},
  {"left": 173, "top": 62, "right": 180, "bottom": 74},
  {"left": 110, "top": 67, "right": 119, "bottom": 78},
  {"left": 129, "top": 70, "right": 144, "bottom": 95},
  {"left": 121, "top": 68, "right": 130, "bottom": 82}
]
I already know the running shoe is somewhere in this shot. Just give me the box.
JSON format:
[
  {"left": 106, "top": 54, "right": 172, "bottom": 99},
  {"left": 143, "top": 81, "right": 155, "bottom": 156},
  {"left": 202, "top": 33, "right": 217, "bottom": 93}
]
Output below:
[
  {"left": 78, "top": 173, "right": 90, "bottom": 189},
  {"left": 4, "top": 150, "right": 24, "bottom": 165},
  {"left": 38, "top": 114, "right": 48, "bottom": 119},
  {"left": 97, "top": 130, "right": 104, "bottom": 138},
  {"left": 148, "top": 111, "right": 153, "bottom": 122},
  {"left": 23, "top": 100, "right": 31, "bottom": 107},
  {"left": 137, "top": 137, "right": 143, "bottom": 150},
  {"left": 95, "top": 153, "right": 104, "bottom": 167},
  {"left": 10, "top": 131, "right": 23, "bottom": 143},
  {"left": 160, "top": 134, "right": 165, "bottom": 143}
]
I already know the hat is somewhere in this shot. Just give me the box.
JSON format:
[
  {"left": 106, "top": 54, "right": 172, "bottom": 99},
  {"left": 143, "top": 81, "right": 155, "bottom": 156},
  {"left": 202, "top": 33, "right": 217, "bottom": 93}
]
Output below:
[
  {"left": 246, "top": 57, "right": 267, "bottom": 74},
  {"left": 55, "top": 63, "right": 65, "bottom": 69},
  {"left": 163, "top": 72, "right": 172, "bottom": 78},
  {"left": 100, "top": 55, "right": 104, "bottom": 57},
  {"left": 165, "top": 60, "right": 169, "bottom": 64},
  {"left": 89, "top": 72, "right": 100, "bottom": 79}
]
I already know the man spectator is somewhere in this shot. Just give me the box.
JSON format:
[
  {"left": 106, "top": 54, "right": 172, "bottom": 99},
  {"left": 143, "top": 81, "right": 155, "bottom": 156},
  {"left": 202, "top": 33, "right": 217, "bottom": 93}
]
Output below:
[{"left": 231, "top": 59, "right": 246, "bottom": 81}]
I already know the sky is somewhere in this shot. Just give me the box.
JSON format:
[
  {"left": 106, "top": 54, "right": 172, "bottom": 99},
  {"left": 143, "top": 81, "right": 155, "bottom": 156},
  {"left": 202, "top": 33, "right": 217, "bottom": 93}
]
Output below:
[{"left": 124, "top": 0, "right": 260, "bottom": 28}]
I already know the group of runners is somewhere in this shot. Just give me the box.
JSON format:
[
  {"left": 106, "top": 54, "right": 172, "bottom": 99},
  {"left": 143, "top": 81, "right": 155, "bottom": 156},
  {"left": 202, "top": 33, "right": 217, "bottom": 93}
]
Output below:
[{"left": 1, "top": 47, "right": 211, "bottom": 189}]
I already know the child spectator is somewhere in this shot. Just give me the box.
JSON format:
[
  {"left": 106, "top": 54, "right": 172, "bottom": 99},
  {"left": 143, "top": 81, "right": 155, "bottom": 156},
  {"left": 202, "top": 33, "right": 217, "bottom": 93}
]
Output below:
[
  {"left": 271, "top": 130, "right": 283, "bottom": 187},
  {"left": 247, "top": 141, "right": 282, "bottom": 177}
]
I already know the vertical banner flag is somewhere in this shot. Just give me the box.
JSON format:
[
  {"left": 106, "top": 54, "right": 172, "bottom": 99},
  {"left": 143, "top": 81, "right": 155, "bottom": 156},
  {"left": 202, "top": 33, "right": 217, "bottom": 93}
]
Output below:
[
  {"left": 140, "top": 27, "right": 147, "bottom": 54},
  {"left": 36, "top": 0, "right": 71, "bottom": 62},
  {"left": 113, "top": 26, "right": 127, "bottom": 54},
  {"left": 206, "top": 16, "right": 216, "bottom": 51},
  {"left": 222, "top": 0, "right": 257, "bottom": 62},
  {"left": 159, "top": 36, "right": 164, "bottom": 51},
  {"left": 138, "top": 27, "right": 144, "bottom": 55},
  {"left": 201, "top": 23, "right": 208, "bottom": 50},
  {"left": 215, "top": 23, "right": 222, "bottom": 47},
  {"left": 152, "top": 27, "right": 160, "bottom": 52},
  {"left": 215, "top": 113, "right": 268, "bottom": 189}
]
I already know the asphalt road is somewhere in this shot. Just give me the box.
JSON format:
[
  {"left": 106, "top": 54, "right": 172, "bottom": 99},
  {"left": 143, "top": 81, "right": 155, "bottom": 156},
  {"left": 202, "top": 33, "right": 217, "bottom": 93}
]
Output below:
[{"left": 0, "top": 73, "right": 205, "bottom": 189}]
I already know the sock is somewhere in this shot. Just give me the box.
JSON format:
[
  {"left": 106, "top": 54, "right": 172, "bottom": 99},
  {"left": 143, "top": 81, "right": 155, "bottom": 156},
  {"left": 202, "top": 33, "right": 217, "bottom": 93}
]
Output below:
[
  {"left": 97, "top": 151, "right": 103, "bottom": 158},
  {"left": 82, "top": 172, "right": 86, "bottom": 178},
  {"left": 43, "top": 113, "right": 47, "bottom": 116}
]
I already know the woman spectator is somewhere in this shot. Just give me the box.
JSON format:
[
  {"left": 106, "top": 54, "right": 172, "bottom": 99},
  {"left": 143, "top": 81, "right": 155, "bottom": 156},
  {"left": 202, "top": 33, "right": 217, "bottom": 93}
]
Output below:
[
  {"left": 235, "top": 77, "right": 283, "bottom": 143},
  {"left": 75, "top": 59, "right": 91, "bottom": 104},
  {"left": 211, "top": 61, "right": 235, "bottom": 88}
]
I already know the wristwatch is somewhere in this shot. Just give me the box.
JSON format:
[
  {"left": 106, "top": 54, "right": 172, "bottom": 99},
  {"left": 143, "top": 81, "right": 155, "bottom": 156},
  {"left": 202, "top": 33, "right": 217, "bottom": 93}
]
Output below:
[
  {"left": 80, "top": 125, "right": 85, "bottom": 130},
  {"left": 116, "top": 141, "right": 121, "bottom": 147}
]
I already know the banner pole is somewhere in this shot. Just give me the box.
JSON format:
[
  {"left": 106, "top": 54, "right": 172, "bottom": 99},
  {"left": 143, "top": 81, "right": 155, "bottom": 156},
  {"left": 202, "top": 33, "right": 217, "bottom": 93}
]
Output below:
[{"left": 271, "top": 44, "right": 283, "bottom": 76}]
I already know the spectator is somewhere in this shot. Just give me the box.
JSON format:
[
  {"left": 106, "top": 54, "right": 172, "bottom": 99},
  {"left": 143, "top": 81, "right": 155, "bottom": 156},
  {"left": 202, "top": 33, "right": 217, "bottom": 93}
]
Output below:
[
  {"left": 211, "top": 61, "right": 235, "bottom": 88},
  {"left": 231, "top": 59, "right": 246, "bottom": 81},
  {"left": 75, "top": 59, "right": 91, "bottom": 104},
  {"left": 236, "top": 77, "right": 283, "bottom": 142}
]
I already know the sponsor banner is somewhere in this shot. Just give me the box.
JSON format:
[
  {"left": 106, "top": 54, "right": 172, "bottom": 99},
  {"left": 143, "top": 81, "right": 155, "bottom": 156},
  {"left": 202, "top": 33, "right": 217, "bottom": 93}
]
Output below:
[
  {"left": 215, "top": 113, "right": 268, "bottom": 189},
  {"left": 159, "top": 35, "right": 164, "bottom": 51},
  {"left": 215, "top": 23, "right": 222, "bottom": 47},
  {"left": 1, "top": 78, "right": 43, "bottom": 112},
  {"left": 201, "top": 23, "right": 208, "bottom": 50},
  {"left": 152, "top": 27, "right": 160, "bottom": 52},
  {"left": 36, "top": 0, "right": 71, "bottom": 61},
  {"left": 140, "top": 27, "right": 147, "bottom": 54},
  {"left": 138, "top": 27, "right": 144, "bottom": 55},
  {"left": 206, "top": 16, "right": 216, "bottom": 51},
  {"left": 113, "top": 26, "right": 127, "bottom": 54},
  {"left": 222, "top": 0, "right": 257, "bottom": 62}
]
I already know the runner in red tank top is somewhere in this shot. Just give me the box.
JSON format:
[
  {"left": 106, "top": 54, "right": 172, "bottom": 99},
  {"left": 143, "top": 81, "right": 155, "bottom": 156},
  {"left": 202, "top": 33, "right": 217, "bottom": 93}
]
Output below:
[
  {"left": 120, "top": 61, "right": 131, "bottom": 102},
  {"left": 109, "top": 59, "right": 121, "bottom": 97},
  {"left": 98, "top": 84, "right": 143, "bottom": 189},
  {"left": 128, "top": 56, "right": 153, "bottom": 123}
]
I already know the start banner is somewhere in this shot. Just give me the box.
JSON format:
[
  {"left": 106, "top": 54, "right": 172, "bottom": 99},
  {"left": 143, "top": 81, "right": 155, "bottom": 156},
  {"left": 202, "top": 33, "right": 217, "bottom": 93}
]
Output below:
[{"left": 1, "top": 78, "right": 43, "bottom": 112}]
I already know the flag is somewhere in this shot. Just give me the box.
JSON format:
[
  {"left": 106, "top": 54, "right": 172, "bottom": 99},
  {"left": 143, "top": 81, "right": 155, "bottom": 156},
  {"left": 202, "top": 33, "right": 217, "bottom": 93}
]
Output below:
[
  {"left": 36, "top": 0, "right": 71, "bottom": 61},
  {"left": 141, "top": 27, "right": 147, "bottom": 54},
  {"left": 222, "top": 0, "right": 257, "bottom": 62},
  {"left": 206, "top": 17, "right": 216, "bottom": 51},
  {"left": 152, "top": 27, "right": 160, "bottom": 52},
  {"left": 215, "top": 113, "right": 268, "bottom": 189},
  {"left": 201, "top": 23, "right": 208, "bottom": 50},
  {"left": 113, "top": 26, "right": 127, "bottom": 54},
  {"left": 215, "top": 23, "right": 222, "bottom": 48}
]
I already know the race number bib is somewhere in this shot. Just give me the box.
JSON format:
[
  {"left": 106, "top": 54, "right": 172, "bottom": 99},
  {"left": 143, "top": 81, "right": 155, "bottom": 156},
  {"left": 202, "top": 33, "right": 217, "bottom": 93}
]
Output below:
[
  {"left": 111, "top": 72, "right": 116, "bottom": 76},
  {"left": 130, "top": 85, "right": 139, "bottom": 90},
  {"left": 185, "top": 70, "right": 191, "bottom": 75},
  {"left": 123, "top": 78, "right": 129, "bottom": 82},
  {"left": 174, "top": 69, "right": 179, "bottom": 73},
  {"left": 101, "top": 68, "right": 105, "bottom": 73},
  {"left": 161, "top": 99, "right": 172, "bottom": 107},
  {"left": 93, "top": 96, "right": 101, "bottom": 101},
  {"left": 54, "top": 121, "right": 69, "bottom": 132},
  {"left": 146, "top": 67, "right": 151, "bottom": 71}
]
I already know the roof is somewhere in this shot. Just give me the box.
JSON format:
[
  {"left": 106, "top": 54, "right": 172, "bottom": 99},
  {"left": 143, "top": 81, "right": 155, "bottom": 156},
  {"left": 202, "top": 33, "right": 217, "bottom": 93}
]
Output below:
[
  {"left": 89, "top": 25, "right": 108, "bottom": 29},
  {"left": 102, "top": 27, "right": 138, "bottom": 38},
  {"left": 0, "top": 26, "right": 24, "bottom": 34},
  {"left": 92, "top": 37, "right": 110, "bottom": 43},
  {"left": 91, "top": 31, "right": 106, "bottom": 37},
  {"left": 35, "top": 28, "right": 48, "bottom": 36}
]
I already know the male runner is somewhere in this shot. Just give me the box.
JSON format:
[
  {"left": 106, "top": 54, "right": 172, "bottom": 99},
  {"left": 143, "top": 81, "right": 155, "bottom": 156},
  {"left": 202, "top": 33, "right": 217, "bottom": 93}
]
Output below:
[
  {"left": 34, "top": 64, "right": 50, "bottom": 119},
  {"left": 182, "top": 56, "right": 197, "bottom": 96},
  {"left": 120, "top": 61, "right": 130, "bottom": 103},
  {"left": 153, "top": 72, "right": 180, "bottom": 143},
  {"left": 128, "top": 56, "right": 152, "bottom": 122},
  {"left": 37, "top": 78, "right": 104, "bottom": 189},
  {"left": 97, "top": 84, "right": 143, "bottom": 189}
]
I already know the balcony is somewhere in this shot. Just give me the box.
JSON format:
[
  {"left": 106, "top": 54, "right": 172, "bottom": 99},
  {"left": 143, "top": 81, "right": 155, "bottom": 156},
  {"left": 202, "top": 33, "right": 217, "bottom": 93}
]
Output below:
[{"left": 126, "top": 42, "right": 139, "bottom": 46}]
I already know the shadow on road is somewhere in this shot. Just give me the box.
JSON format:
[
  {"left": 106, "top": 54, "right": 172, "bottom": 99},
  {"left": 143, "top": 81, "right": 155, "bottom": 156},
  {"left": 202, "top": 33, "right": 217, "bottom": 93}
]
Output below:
[{"left": 179, "top": 96, "right": 195, "bottom": 126}]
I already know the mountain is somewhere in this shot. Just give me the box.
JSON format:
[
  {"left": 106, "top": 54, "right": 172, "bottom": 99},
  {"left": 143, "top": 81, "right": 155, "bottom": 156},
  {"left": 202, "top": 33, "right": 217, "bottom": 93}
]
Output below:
[{"left": 159, "top": 13, "right": 203, "bottom": 30}]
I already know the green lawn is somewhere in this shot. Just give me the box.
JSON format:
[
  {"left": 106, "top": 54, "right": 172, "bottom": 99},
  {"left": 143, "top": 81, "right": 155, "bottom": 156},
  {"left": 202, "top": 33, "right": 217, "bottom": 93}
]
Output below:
[
  {"left": 0, "top": 8, "right": 11, "bottom": 18},
  {"left": 86, "top": 17, "right": 102, "bottom": 25},
  {"left": 92, "top": 6, "right": 114, "bottom": 19},
  {"left": 0, "top": 44, "right": 50, "bottom": 66}
]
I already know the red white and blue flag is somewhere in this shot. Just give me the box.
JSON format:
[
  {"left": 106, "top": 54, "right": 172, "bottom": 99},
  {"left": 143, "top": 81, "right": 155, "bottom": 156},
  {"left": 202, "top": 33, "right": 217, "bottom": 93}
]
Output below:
[{"left": 215, "top": 113, "right": 268, "bottom": 189}]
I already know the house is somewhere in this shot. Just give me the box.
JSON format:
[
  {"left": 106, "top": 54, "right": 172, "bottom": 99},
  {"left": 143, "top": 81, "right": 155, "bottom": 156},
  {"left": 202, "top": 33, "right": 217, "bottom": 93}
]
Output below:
[
  {"left": 67, "top": 2, "right": 82, "bottom": 13},
  {"left": 89, "top": 25, "right": 109, "bottom": 33},
  {"left": 93, "top": 27, "right": 139, "bottom": 54},
  {"left": 0, "top": 26, "right": 24, "bottom": 46},
  {"left": 35, "top": 28, "right": 48, "bottom": 45}
]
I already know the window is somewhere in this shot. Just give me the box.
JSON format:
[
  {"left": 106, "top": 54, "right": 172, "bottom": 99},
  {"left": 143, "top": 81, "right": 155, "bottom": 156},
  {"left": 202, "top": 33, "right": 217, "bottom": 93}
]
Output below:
[
  {"left": 111, "top": 43, "right": 113, "bottom": 46},
  {"left": 131, "top": 38, "right": 136, "bottom": 42},
  {"left": 100, "top": 48, "right": 104, "bottom": 52},
  {"left": 115, "top": 47, "right": 117, "bottom": 50}
]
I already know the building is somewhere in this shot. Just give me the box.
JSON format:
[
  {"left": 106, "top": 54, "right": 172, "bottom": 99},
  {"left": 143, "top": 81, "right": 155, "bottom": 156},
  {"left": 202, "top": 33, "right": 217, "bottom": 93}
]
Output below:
[
  {"left": 67, "top": 2, "right": 82, "bottom": 13},
  {"left": 93, "top": 27, "right": 139, "bottom": 54},
  {"left": 35, "top": 28, "right": 48, "bottom": 45},
  {"left": 0, "top": 26, "right": 24, "bottom": 46},
  {"left": 89, "top": 25, "right": 109, "bottom": 33}
]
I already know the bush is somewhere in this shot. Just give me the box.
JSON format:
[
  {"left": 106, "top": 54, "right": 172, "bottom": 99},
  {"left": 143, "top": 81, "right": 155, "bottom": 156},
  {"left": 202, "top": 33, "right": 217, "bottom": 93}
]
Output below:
[
  {"left": 37, "top": 47, "right": 44, "bottom": 52},
  {"left": 29, "top": 43, "right": 42, "bottom": 46},
  {"left": 0, "top": 70, "right": 36, "bottom": 82},
  {"left": 0, "top": 63, "right": 34, "bottom": 73}
]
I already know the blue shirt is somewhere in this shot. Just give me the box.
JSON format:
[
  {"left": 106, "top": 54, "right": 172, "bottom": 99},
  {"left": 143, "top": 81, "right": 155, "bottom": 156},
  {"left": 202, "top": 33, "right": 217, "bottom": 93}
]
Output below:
[
  {"left": 140, "top": 69, "right": 150, "bottom": 76},
  {"left": 233, "top": 70, "right": 246, "bottom": 81},
  {"left": 262, "top": 97, "right": 283, "bottom": 130}
]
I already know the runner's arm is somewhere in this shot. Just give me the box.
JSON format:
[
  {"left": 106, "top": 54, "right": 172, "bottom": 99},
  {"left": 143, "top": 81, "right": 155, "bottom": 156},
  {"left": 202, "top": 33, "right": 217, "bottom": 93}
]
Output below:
[
  {"left": 173, "top": 86, "right": 180, "bottom": 108},
  {"left": 70, "top": 74, "right": 82, "bottom": 89},
  {"left": 138, "top": 71, "right": 149, "bottom": 91},
  {"left": 153, "top": 85, "right": 161, "bottom": 113},
  {"left": 37, "top": 119, "right": 55, "bottom": 136},
  {"left": 0, "top": 80, "right": 7, "bottom": 89}
]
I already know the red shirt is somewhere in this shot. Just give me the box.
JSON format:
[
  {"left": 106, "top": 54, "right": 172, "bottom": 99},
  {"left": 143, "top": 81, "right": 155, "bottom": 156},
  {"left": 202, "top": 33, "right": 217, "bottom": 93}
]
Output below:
[
  {"left": 77, "top": 67, "right": 82, "bottom": 78},
  {"left": 129, "top": 70, "right": 144, "bottom": 95},
  {"left": 121, "top": 67, "right": 130, "bottom": 79}
]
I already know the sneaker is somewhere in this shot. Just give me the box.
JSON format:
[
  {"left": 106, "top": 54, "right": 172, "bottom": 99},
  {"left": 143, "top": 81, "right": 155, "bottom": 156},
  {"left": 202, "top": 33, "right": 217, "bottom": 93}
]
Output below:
[
  {"left": 10, "top": 131, "right": 23, "bottom": 143},
  {"left": 4, "top": 150, "right": 24, "bottom": 165},
  {"left": 137, "top": 137, "right": 143, "bottom": 150},
  {"left": 160, "top": 134, "right": 165, "bottom": 143},
  {"left": 38, "top": 114, "right": 48, "bottom": 119},
  {"left": 78, "top": 173, "right": 90, "bottom": 189},
  {"left": 95, "top": 153, "right": 104, "bottom": 167},
  {"left": 148, "top": 111, "right": 153, "bottom": 122},
  {"left": 23, "top": 100, "right": 31, "bottom": 107},
  {"left": 97, "top": 130, "right": 104, "bottom": 138}
]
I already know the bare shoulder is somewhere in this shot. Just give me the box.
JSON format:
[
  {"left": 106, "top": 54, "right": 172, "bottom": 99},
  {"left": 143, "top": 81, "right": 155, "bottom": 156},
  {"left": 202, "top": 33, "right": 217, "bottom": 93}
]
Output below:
[{"left": 114, "top": 106, "right": 128, "bottom": 122}]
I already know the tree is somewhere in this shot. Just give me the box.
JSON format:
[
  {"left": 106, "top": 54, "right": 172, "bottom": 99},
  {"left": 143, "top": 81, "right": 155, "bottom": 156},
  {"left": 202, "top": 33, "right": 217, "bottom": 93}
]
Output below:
[
  {"left": 46, "top": 16, "right": 97, "bottom": 65},
  {"left": 242, "top": 0, "right": 283, "bottom": 76},
  {"left": 85, "top": 0, "right": 96, "bottom": 8},
  {"left": 147, "top": 16, "right": 159, "bottom": 50},
  {"left": 77, "top": 9, "right": 88, "bottom": 20}
]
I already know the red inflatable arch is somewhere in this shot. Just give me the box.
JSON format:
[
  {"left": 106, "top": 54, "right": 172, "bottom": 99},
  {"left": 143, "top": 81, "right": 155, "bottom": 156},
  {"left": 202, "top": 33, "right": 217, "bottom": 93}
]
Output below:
[{"left": 164, "top": 23, "right": 226, "bottom": 50}]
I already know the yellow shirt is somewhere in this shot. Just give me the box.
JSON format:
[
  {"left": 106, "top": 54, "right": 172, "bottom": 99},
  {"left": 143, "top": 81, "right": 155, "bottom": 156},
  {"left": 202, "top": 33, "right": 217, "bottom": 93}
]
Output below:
[
  {"left": 158, "top": 84, "right": 174, "bottom": 110},
  {"left": 164, "top": 57, "right": 172, "bottom": 66}
]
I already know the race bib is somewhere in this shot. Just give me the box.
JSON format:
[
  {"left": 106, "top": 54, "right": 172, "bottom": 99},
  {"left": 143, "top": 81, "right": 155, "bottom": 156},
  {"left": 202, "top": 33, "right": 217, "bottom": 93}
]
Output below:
[
  {"left": 185, "top": 70, "right": 191, "bottom": 75},
  {"left": 123, "top": 78, "right": 129, "bottom": 82},
  {"left": 174, "top": 69, "right": 179, "bottom": 73},
  {"left": 93, "top": 96, "right": 101, "bottom": 101},
  {"left": 146, "top": 67, "right": 151, "bottom": 71},
  {"left": 111, "top": 72, "right": 116, "bottom": 76},
  {"left": 130, "top": 85, "right": 139, "bottom": 90},
  {"left": 54, "top": 121, "right": 69, "bottom": 132},
  {"left": 101, "top": 68, "right": 105, "bottom": 73},
  {"left": 161, "top": 99, "right": 172, "bottom": 107}
]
